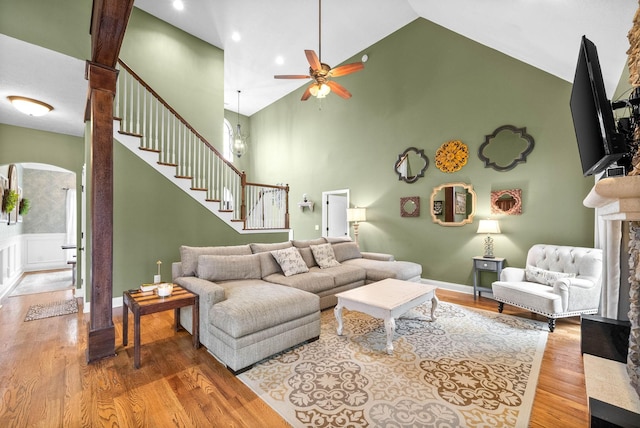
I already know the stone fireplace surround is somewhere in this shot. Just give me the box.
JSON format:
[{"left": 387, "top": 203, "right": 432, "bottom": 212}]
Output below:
[{"left": 583, "top": 175, "right": 640, "bottom": 422}]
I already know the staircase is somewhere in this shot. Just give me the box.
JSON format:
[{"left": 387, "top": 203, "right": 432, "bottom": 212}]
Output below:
[{"left": 113, "top": 60, "right": 289, "bottom": 233}]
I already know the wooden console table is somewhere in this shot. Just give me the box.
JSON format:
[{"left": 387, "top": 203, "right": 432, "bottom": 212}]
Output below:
[{"left": 122, "top": 285, "right": 199, "bottom": 368}]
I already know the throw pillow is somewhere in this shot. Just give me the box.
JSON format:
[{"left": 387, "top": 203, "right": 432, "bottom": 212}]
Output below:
[
  {"left": 525, "top": 265, "right": 576, "bottom": 286},
  {"left": 332, "top": 242, "right": 362, "bottom": 262},
  {"left": 310, "top": 243, "right": 341, "bottom": 269},
  {"left": 270, "top": 247, "right": 309, "bottom": 277}
]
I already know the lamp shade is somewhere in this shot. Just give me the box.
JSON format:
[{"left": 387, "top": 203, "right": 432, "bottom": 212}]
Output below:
[
  {"left": 477, "top": 219, "right": 501, "bottom": 234},
  {"left": 347, "top": 207, "right": 367, "bottom": 222}
]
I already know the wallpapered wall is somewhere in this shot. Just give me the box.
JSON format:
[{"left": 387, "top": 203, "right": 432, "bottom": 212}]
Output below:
[{"left": 22, "top": 168, "right": 75, "bottom": 234}]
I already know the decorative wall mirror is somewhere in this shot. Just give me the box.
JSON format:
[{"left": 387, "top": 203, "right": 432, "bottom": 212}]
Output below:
[
  {"left": 400, "top": 196, "right": 420, "bottom": 217},
  {"left": 430, "top": 182, "right": 476, "bottom": 226},
  {"left": 395, "top": 147, "right": 429, "bottom": 183},
  {"left": 491, "top": 189, "right": 522, "bottom": 215},
  {"left": 478, "top": 125, "right": 535, "bottom": 171}
]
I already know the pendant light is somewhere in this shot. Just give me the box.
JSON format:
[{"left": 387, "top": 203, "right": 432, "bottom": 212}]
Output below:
[{"left": 231, "top": 90, "right": 248, "bottom": 158}]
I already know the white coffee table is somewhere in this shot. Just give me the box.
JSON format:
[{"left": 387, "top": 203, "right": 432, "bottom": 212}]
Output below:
[{"left": 334, "top": 278, "right": 438, "bottom": 354}]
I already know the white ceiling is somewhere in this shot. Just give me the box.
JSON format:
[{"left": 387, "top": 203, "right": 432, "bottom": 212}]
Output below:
[{"left": 0, "top": 0, "right": 637, "bottom": 137}]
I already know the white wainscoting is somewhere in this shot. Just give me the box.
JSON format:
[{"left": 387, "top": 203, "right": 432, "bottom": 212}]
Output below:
[
  {"left": 23, "top": 233, "right": 69, "bottom": 272},
  {"left": 0, "top": 235, "right": 22, "bottom": 297}
]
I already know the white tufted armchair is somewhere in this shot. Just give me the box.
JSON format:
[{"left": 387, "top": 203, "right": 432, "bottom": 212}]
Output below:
[{"left": 491, "top": 244, "right": 603, "bottom": 332}]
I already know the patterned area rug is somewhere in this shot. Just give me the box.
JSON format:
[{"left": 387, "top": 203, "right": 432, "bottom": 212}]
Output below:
[
  {"left": 239, "top": 302, "right": 548, "bottom": 428},
  {"left": 10, "top": 270, "right": 73, "bottom": 297},
  {"left": 24, "top": 298, "right": 78, "bottom": 322}
]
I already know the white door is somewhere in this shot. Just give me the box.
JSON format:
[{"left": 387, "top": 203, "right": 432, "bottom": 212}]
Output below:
[{"left": 322, "top": 190, "right": 349, "bottom": 238}]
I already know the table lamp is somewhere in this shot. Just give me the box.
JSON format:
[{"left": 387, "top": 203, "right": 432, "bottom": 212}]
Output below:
[{"left": 477, "top": 219, "right": 501, "bottom": 258}]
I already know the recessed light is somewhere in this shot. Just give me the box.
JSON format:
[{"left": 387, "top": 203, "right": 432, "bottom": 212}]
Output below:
[
  {"left": 232, "top": 32, "right": 241, "bottom": 42},
  {"left": 7, "top": 96, "right": 54, "bottom": 117},
  {"left": 173, "top": 0, "right": 184, "bottom": 11},
  {"left": 275, "top": 56, "right": 284, "bottom": 65}
]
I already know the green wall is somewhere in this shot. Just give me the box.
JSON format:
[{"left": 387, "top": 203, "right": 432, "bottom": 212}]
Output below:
[
  {"left": 119, "top": 8, "right": 224, "bottom": 146},
  {"left": 249, "top": 18, "right": 596, "bottom": 287},
  {"left": 0, "top": 0, "right": 90, "bottom": 60}
]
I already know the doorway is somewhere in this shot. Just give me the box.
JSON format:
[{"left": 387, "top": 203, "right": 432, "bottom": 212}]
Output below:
[{"left": 322, "top": 189, "right": 350, "bottom": 239}]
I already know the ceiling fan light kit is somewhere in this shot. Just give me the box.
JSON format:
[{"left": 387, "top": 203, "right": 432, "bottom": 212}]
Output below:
[{"left": 274, "top": 0, "right": 364, "bottom": 101}]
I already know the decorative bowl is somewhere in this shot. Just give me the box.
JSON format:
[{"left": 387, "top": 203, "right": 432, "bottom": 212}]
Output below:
[{"left": 157, "top": 283, "right": 173, "bottom": 297}]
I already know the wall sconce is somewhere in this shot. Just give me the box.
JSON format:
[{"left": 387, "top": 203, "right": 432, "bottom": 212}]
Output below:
[
  {"left": 476, "top": 219, "right": 501, "bottom": 258},
  {"left": 298, "top": 193, "right": 314, "bottom": 211},
  {"left": 347, "top": 207, "right": 367, "bottom": 245}
]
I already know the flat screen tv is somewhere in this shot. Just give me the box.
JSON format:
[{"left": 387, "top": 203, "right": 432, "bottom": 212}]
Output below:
[{"left": 570, "top": 35, "right": 627, "bottom": 176}]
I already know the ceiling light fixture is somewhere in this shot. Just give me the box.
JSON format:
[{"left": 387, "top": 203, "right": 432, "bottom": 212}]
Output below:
[
  {"left": 231, "top": 90, "right": 248, "bottom": 158},
  {"left": 7, "top": 96, "right": 53, "bottom": 117},
  {"left": 173, "top": 0, "right": 184, "bottom": 11}
]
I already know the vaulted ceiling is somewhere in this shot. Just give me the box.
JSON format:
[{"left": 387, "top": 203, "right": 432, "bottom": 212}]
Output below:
[{"left": 0, "top": 0, "right": 637, "bottom": 137}]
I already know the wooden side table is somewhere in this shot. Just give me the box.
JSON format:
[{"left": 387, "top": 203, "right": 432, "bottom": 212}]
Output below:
[
  {"left": 122, "top": 284, "right": 199, "bottom": 369},
  {"left": 472, "top": 256, "right": 506, "bottom": 299}
]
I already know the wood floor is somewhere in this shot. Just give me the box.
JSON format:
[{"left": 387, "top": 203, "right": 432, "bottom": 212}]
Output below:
[{"left": 0, "top": 286, "right": 589, "bottom": 427}]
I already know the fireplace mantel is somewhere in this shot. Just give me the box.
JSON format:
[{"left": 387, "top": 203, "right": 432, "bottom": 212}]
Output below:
[{"left": 583, "top": 175, "right": 640, "bottom": 219}]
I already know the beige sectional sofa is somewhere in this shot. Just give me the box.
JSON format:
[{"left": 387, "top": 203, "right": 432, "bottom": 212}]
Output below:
[{"left": 171, "top": 237, "right": 422, "bottom": 374}]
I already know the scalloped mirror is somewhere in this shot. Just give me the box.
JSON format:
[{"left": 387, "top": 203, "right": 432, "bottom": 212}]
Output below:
[
  {"left": 430, "top": 182, "right": 476, "bottom": 226},
  {"left": 491, "top": 189, "right": 522, "bottom": 215},
  {"left": 478, "top": 125, "right": 535, "bottom": 171},
  {"left": 395, "top": 147, "right": 429, "bottom": 183}
]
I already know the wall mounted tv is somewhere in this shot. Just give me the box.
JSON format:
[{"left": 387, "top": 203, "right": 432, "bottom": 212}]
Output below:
[{"left": 570, "top": 35, "right": 627, "bottom": 176}]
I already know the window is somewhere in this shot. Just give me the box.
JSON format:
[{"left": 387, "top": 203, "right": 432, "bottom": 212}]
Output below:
[{"left": 223, "top": 119, "right": 233, "bottom": 162}]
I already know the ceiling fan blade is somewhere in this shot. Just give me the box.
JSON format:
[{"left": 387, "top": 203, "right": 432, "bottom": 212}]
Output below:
[
  {"left": 274, "top": 74, "right": 311, "bottom": 79},
  {"left": 329, "top": 62, "right": 364, "bottom": 77},
  {"left": 327, "top": 81, "right": 352, "bottom": 99},
  {"left": 301, "top": 85, "right": 313, "bottom": 101},
  {"left": 305, "top": 50, "right": 321, "bottom": 71}
]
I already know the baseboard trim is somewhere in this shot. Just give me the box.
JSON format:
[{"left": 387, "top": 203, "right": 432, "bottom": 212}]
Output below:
[{"left": 421, "top": 278, "right": 473, "bottom": 294}]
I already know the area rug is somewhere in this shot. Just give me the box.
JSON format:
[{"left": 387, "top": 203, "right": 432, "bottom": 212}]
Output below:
[
  {"left": 24, "top": 298, "right": 78, "bottom": 322},
  {"left": 239, "top": 301, "right": 548, "bottom": 428},
  {"left": 10, "top": 270, "right": 73, "bottom": 297}
]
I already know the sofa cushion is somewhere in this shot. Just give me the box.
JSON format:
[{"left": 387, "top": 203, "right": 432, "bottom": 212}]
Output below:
[
  {"left": 332, "top": 241, "right": 362, "bottom": 262},
  {"left": 210, "top": 280, "right": 319, "bottom": 338},
  {"left": 257, "top": 252, "right": 282, "bottom": 277},
  {"left": 310, "top": 264, "right": 366, "bottom": 287},
  {"left": 525, "top": 265, "right": 576, "bottom": 286},
  {"left": 250, "top": 241, "right": 292, "bottom": 254},
  {"left": 297, "top": 247, "right": 318, "bottom": 268},
  {"left": 197, "top": 254, "right": 262, "bottom": 282},
  {"left": 325, "top": 236, "right": 353, "bottom": 244},
  {"left": 310, "top": 243, "right": 341, "bottom": 268},
  {"left": 264, "top": 271, "right": 336, "bottom": 294},
  {"left": 343, "top": 258, "right": 422, "bottom": 282},
  {"left": 292, "top": 238, "right": 327, "bottom": 248},
  {"left": 180, "top": 244, "right": 252, "bottom": 277},
  {"left": 270, "top": 247, "right": 309, "bottom": 277}
]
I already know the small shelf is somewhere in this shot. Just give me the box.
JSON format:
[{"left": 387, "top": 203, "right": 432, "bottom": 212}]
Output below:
[{"left": 298, "top": 201, "right": 314, "bottom": 212}]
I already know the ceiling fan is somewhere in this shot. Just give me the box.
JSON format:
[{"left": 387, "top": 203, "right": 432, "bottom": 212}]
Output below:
[{"left": 274, "top": 0, "right": 364, "bottom": 101}]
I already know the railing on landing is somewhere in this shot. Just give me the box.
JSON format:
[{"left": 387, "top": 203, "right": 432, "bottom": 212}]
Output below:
[{"left": 114, "top": 60, "right": 289, "bottom": 230}]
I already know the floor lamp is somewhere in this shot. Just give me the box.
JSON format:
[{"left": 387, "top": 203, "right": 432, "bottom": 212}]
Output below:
[{"left": 347, "top": 207, "right": 367, "bottom": 246}]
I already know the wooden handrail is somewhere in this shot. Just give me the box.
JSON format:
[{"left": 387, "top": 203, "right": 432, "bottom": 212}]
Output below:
[
  {"left": 117, "top": 59, "right": 242, "bottom": 176},
  {"left": 116, "top": 59, "right": 289, "bottom": 230}
]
